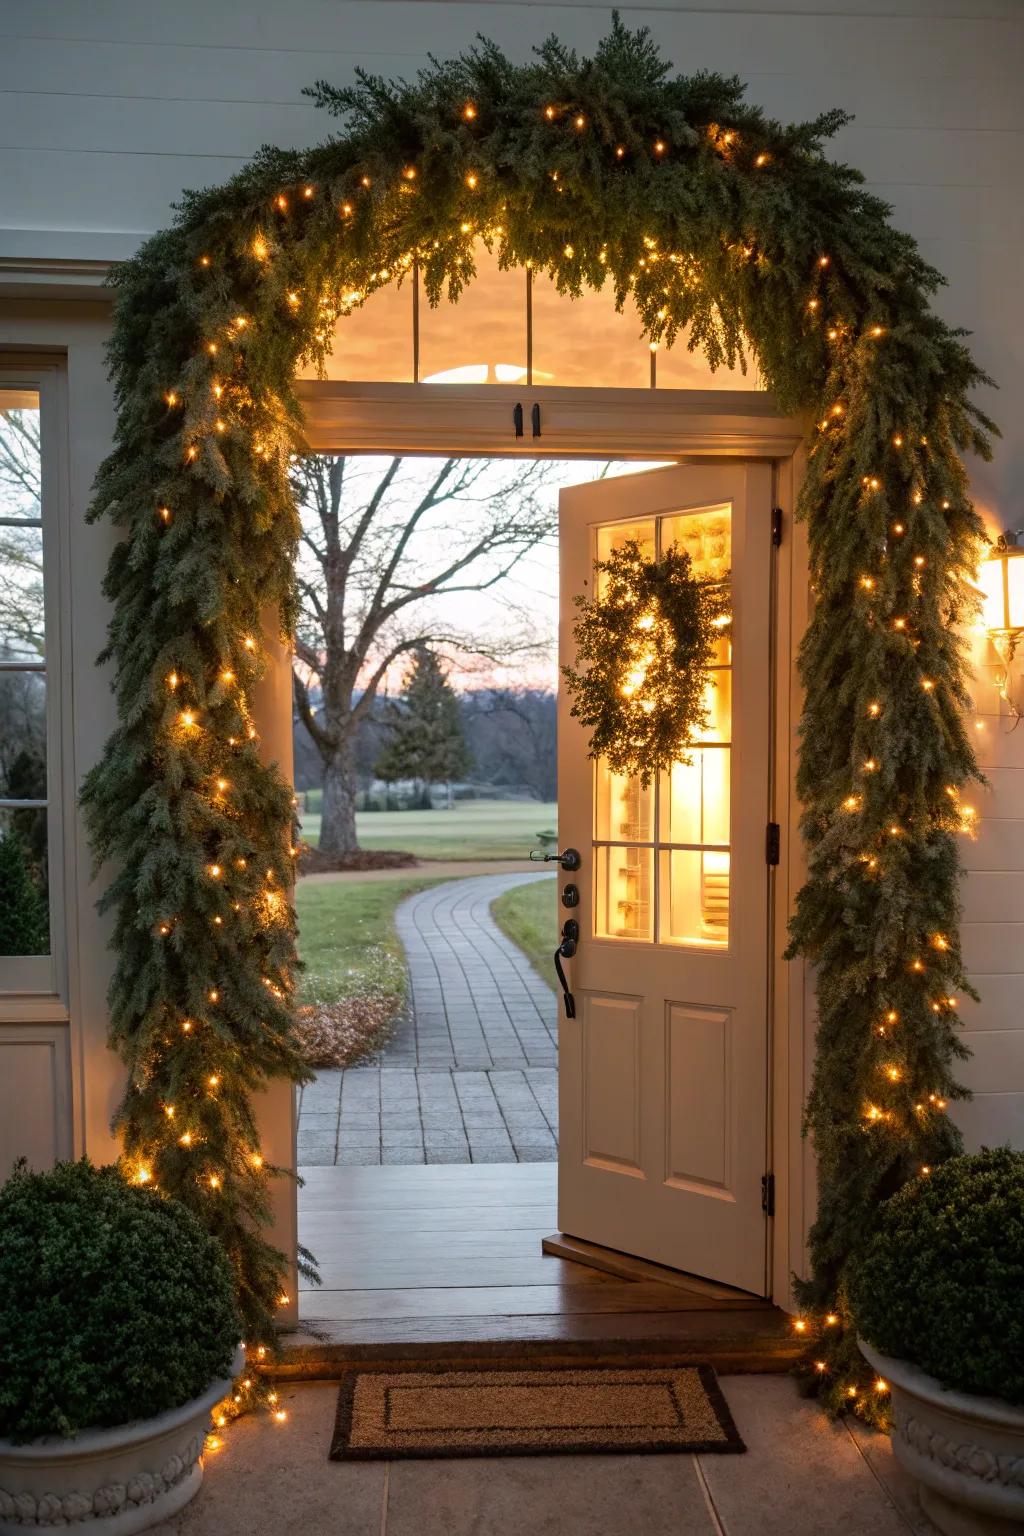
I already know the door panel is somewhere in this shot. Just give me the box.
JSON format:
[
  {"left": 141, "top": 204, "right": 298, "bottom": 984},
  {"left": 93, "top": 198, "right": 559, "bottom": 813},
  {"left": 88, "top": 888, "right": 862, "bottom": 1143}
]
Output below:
[{"left": 557, "top": 462, "right": 773, "bottom": 1296}]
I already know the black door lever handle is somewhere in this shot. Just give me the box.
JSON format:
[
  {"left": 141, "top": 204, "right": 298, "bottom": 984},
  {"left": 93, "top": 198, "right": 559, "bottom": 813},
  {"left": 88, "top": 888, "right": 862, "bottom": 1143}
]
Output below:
[{"left": 553, "top": 944, "right": 576, "bottom": 1018}]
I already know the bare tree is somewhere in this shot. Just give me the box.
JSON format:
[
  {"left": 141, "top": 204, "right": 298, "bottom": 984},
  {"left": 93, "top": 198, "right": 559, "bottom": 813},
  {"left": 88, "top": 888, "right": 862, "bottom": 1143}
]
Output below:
[{"left": 291, "top": 455, "right": 558, "bottom": 856}]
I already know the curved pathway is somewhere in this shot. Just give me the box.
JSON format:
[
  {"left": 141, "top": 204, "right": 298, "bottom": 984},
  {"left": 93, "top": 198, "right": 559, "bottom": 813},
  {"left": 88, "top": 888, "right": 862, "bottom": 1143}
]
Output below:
[{"left": 297, "top": 869, "right": 559, "bottom": 1167}]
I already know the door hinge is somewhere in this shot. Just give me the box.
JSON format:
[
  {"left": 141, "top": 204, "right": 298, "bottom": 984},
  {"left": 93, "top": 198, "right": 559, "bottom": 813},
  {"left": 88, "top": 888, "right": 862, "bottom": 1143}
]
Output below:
[
  {"left": 761, "top": 1171, "right": 775, "bottom": 1218},
  {"left": 771, "top": 506, "right": 783, "bottom": 546},
  {"left": 531, "top": 402, "right": 542, "bottom": 438},
  {"left": 765, "top": 822, "right": 781, "bottom": 866}
]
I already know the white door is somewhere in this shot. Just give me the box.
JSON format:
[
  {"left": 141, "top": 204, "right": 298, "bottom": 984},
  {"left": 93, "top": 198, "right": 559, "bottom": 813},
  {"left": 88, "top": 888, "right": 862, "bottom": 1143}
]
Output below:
[{"left": 556, "top": 462, "right": 774, "bottom": 1297}]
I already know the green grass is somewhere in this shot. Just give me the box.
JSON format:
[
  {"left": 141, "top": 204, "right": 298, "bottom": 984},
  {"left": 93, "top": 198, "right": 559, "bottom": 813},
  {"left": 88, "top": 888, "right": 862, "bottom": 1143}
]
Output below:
[
  {"left": 295, "top": 874, "right": 448, "bottom": 1008},
  {"left": 300, "top": 799, "right": 557, "bottom": 862},
  {"left": 490, "top": 877, "right": 558, "bottom": 995}
]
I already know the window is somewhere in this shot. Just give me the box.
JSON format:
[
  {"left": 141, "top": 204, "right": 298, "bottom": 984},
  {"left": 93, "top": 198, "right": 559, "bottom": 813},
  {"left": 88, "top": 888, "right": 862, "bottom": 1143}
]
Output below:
[
  {"left": 593, "top": 503, "right": 732, "bottom": 949},
  {"left": 0, "top": 379, "right": 62, "bottom": 991},
  {"left": 297, "top": 243, "right": 763, "bottom": 392}
]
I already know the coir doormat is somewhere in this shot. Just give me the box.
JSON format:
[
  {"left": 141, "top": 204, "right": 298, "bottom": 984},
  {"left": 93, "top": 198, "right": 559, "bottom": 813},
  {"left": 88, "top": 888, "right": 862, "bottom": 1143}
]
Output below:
[{"left": 330, "top": 1363, "right": 744, "bottom": 1460}]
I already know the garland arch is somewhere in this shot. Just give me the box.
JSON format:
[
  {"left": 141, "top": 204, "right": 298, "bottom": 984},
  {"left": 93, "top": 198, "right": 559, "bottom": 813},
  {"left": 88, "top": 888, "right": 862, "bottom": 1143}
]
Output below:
[{"left": 82, "top": 17, "right": 996, "bottom": 1407}]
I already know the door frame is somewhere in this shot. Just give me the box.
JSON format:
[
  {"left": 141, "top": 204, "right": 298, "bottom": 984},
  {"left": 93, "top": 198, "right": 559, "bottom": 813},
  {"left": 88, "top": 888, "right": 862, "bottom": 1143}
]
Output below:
[{"left": 297, "top": 379, "right": 812, "bottom": 1311}]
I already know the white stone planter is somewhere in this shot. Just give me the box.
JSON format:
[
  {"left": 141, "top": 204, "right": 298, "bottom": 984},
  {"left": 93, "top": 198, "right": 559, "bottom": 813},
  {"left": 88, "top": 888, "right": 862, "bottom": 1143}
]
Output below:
[
  {"left": 860, "top": 1339, "right": 1024, "bottom": 1536},
  {"left": 0, "top": 1348, "right": 241, "bottom": 1536}
]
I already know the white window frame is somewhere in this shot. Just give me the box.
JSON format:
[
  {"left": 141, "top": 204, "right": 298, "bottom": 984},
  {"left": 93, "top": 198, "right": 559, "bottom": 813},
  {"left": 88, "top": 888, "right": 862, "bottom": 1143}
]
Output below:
[{"left": 0, "top": 359, "right": 71, "bottom": 1002}]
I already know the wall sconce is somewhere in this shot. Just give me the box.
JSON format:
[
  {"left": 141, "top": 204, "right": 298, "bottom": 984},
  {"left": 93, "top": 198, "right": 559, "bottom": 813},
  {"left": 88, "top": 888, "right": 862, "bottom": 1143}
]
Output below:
[{"left": 978, "top": 529, "right": 1024, "bottom": 725}]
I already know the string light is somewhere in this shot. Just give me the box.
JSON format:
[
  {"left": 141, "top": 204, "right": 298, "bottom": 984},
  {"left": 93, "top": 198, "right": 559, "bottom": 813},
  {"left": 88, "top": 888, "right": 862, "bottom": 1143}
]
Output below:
[
  {"left": 463, "top": 102, "right": 477, "bottom": 120},
  {"left": 755, "top": 153, "right": 769, "bottom": 167},
  {"left": 465, "top": 172, "right": 479, "bottom": 189}
]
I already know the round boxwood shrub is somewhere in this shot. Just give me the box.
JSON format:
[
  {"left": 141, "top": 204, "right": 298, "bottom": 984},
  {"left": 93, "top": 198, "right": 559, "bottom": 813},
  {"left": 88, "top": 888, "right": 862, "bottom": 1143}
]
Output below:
[
  {"left": 851, "top": 1147, "right": 1024, "bottom": 1405},
  {"left": 0, "top": 1159, "right": 241, "bottom": 1442}
]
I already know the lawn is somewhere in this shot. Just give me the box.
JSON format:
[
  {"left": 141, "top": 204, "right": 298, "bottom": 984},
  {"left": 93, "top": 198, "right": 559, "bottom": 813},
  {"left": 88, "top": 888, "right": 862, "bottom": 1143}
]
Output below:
[
  {"left": 490, "top": 876, "right": 557, "bottom": 994},
  {"left": 295, "top": 874, "right": 446, "bottom": 1008},
  {"left": 300, "top": 798, "right": 557, "bottom": 862}
]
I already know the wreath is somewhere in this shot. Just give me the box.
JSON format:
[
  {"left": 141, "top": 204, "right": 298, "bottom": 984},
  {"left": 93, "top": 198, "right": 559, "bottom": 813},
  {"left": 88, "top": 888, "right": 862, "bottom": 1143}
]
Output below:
[{"left": 562, "top": 541, "right": 728, "bottom": 785}]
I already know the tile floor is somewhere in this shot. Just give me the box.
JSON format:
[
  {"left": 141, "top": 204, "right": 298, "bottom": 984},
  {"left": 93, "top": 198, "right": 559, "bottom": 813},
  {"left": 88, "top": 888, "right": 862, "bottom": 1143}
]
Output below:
[{"left": 151, "top": 1376, "right": 938, "bottom": 1536}]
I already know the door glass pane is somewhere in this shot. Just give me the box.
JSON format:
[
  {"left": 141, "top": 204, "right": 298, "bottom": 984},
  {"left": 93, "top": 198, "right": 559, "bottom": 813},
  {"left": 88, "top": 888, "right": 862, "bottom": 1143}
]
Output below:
[
  {"left": 596, "top": 518, "right": 655, "bottom": 574},
  {"left": 697, "top": 670, "right": 732, "bottom": 744},
  {"left": 595, "top": 845, "right": 653, "bottom": 941},
  {"left": 595, "top": 761, "right": 653, "bottom": 843},
  {"left": 659, "top": 849, "right": 730, "bottom": 948},
  {"left": 661, "top": 750, "right": 730, "bottom": 847},
  {"left": 0, "top": 806, "right": 49, "bottom": 955}
]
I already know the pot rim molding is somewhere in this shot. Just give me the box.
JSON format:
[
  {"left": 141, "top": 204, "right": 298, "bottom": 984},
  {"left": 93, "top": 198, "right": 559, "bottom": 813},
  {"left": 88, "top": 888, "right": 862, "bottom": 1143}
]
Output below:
[
  {"left": 859, "top": 1339, "right": 1024, "bottom": 1431},
  {"left": 0, "top": 1347, "right": 242, "bottom": 1464}
]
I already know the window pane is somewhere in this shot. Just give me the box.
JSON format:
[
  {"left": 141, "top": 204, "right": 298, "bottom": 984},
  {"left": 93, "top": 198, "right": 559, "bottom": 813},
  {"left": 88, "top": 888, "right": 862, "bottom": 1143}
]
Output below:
[
  {"left": 419, "top": 244, "right": 527, "bottom": 384},
  {"left": 0, "top": 389, "right": 44, "bottom": 661},
  {"left": 0, "top": 671, "right": 47, "bottom": 788},
  {"left": 595, "top": 845, "right": 653, "bottom": 941},
  {"left": 659, "top": 848, "right": 729, "bottom": 948},
  {"left": 655, "top": 336, "right": 760, "bottom": 392},
  {"left": 297, "top": 278, "right": 414, "bottom": 382},
  {"left": 595, "top": 761, "right": 653, "bottom": 843},
  {"left": 0, "top": 807, "right": 50, "bottom": 956},
  {"left": 532, "top": 275, "right": 649, "bottom": 389}
]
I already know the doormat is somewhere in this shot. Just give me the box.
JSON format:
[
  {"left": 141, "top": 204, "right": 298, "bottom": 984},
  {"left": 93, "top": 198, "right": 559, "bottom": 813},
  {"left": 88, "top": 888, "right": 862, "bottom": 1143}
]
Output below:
[{"left": 330, "top": 1363, "right": 744, "bottom": 1460}]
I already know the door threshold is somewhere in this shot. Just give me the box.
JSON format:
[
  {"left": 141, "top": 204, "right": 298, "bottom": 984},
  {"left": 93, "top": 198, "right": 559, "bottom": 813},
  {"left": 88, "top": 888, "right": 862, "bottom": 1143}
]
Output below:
[
  {"left": 270, "top": 1314, "right": 799, "bottom": 1382},
  {"left": 541, "top": 1233, "right": 764, "bottom": 1303}
]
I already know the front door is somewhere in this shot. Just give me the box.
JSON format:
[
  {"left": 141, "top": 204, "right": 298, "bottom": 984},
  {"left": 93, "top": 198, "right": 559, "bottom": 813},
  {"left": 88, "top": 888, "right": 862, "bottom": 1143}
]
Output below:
[{"left": 556, "top": 462, "right": 774, "bottom": 1296}]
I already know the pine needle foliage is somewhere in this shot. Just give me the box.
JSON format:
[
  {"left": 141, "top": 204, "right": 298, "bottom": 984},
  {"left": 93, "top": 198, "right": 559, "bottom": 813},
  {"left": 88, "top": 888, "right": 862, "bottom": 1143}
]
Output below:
[
  {"left": 82, "top": 15, "right": 995, "bottom": 1381},
  {"left": 562, "top": 540, "right": 727, "bottom": 786}
]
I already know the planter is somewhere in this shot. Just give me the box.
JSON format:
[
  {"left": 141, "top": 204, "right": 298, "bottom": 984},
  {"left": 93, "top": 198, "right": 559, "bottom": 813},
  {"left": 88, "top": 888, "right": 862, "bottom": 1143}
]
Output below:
[
  {"left": 860, "top": 1340, "right": 1024, "bottom": 1536},
  {"left": 0, "top": 1349, "right": 241, "bottom": 1536}
]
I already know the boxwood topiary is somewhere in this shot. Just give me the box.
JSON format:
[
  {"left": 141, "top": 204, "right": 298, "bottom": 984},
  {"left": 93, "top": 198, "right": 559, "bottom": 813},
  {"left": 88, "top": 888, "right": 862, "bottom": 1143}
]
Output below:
[
  {"left": 0, "top": 1159, "right": 241, "bottom": 1442},
  {"left": 851, "top": 1147, "right": 1024, "bottom": 1405}
]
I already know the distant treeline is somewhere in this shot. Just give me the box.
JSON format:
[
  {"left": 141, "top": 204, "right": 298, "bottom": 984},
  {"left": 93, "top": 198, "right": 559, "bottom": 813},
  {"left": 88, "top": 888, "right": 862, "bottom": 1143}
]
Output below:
[{"left": 293, "top": 686, "right": 556, "bottom": 802}]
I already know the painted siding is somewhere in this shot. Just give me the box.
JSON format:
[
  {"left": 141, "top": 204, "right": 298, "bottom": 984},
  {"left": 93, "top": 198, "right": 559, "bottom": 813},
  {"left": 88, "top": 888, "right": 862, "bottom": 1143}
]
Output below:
[{"left": 1, "top": 0, "right": 1023, "bottom": 1153}]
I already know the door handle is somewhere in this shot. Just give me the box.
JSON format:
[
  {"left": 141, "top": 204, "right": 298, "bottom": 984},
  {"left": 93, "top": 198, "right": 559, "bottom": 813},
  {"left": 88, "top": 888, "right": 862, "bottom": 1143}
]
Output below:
[
  {"left": 553, "top": 919, "right": 578, "bottom": 1019},
  {"left": 513, "top": 402, "right": 524, "bottom": 438},
  {"left": 530, "top": 846, "right": 581, "bottom": 871}
]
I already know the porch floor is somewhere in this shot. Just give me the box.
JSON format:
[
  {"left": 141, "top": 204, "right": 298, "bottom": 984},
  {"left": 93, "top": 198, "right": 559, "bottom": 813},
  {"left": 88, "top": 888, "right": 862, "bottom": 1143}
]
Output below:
[
  {"left": 154, "top": 1376, "right": 933, "bottom": 1536},
  {"left": 286, "top": 1163, "right": 794, "bottom": 1370}
]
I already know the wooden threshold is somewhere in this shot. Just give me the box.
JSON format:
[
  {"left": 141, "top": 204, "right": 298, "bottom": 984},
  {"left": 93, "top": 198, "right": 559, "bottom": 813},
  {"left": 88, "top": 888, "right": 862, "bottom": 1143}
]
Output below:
[
  {"left": 541, "top": 1232, "right": 759, "bottom": 1302},
  {"left": 282, "top": 1163, "right": 798, "bottom": 1379}
]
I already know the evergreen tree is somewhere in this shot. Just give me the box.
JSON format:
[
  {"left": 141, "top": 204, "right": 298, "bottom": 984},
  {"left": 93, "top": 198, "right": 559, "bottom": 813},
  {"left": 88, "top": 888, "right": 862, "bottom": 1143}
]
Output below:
[
  {"left": 375, "top": 649, "right": 472, "bottom": 803},
  {"left": 0, "top": 830, "right": 48, "bottom": 956}
]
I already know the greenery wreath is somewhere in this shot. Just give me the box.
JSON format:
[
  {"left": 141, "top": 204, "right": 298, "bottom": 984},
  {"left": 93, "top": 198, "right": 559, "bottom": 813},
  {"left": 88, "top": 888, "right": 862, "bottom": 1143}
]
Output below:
[
  {"left": 81, "top": 14, "right": 995, "bottom": 1408},
  {"left": 562, "top": 540, "right": 728, "bottom": 785}
]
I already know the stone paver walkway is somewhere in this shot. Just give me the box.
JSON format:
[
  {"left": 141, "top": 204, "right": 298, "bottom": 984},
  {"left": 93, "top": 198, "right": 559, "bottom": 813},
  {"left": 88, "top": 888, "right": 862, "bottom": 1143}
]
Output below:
[{"left": 297, "top": 871, "right": 559, "bottom": 1167}]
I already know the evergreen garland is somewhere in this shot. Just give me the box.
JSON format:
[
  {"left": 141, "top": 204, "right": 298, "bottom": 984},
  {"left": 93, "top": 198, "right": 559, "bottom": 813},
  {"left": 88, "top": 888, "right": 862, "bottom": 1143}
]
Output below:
[
  {"left": 562, "top": 540, "right": 727, "bottom": 785},
  {"left": 82, "top": 15, "right": 996, "bottom": 1391}
]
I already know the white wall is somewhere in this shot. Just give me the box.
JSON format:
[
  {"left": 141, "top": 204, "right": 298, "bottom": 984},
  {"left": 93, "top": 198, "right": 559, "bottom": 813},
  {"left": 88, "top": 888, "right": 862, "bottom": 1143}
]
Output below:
[{"left": 1, "top": 0, "right": 1022, "bottom": 1164}]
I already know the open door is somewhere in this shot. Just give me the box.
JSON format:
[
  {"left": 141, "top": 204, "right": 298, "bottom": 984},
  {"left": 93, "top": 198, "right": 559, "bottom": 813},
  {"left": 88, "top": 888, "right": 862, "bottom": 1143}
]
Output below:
[{"left": 556, "top": 462, "right": 774, "bottom": 1297}]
